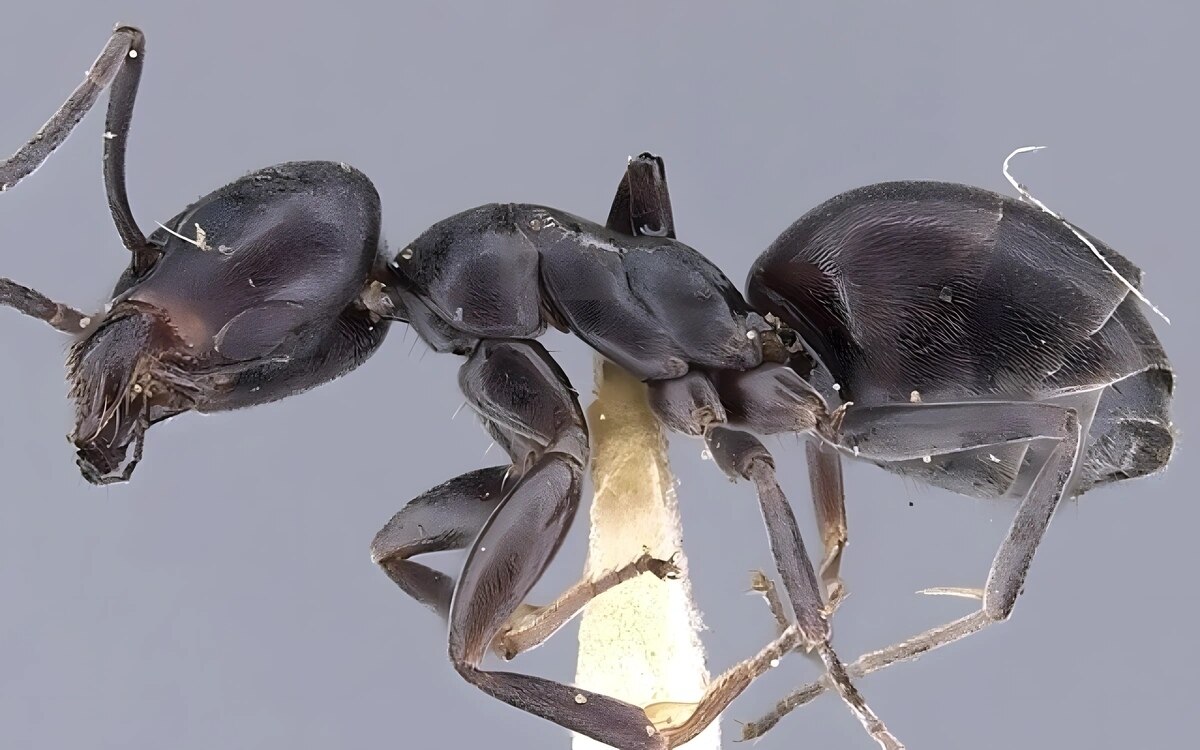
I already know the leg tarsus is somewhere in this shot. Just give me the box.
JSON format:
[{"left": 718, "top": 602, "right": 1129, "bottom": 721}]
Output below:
[
  {"left": 749, "top": 570, "right": 791, "bottom": 637},
  {"left": 815, "top": 642, "right": 905, "bottom": 750},
  {"left": 745, "top": 405, "right": 1082, "bottom": 739},
  {"left": 648, "top": 623, "right": 806, "bottom": 747},
  {"left": 742, "top": 611, "right": 990, "bottom": 741},
  {"left": 493, "top": 550, "right": 680, "bottom": 660},
  {"left": 652, "top": 618, "right": 894, "bottom": 750}
]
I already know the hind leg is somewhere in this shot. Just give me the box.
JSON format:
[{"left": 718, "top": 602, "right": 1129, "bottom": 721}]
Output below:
[
  {"left": 807, "top": 439, "right": 848, "bottom": 612},
  {"left": 742, "top": 398, "right": 1084, "bottom": 739}
]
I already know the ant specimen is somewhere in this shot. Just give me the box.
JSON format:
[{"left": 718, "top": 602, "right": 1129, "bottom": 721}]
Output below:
[
  {"left": 0, "top": 26, "right": 815, "bottom": 749},
  {"left": 1, "top": 26, "right": 1174, "bottom": 750}
]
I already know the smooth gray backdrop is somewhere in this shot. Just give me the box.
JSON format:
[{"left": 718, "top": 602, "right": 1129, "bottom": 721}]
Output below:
[{"left": 1, "top": 3, "right": 1195, "bottom": 749}]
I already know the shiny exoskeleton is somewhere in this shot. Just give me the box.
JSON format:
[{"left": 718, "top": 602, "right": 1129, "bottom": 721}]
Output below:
[
  {"left": 750, "top": 180, "right": 1173, "bottom": 496},
  {"left": 734, "top": 180, "right": 1174, "bottom": 738},
  {"left": 1, "top": 27, "right": 1174, "bottom": 750}
]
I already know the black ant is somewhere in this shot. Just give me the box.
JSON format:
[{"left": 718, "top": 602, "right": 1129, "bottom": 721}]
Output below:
[{"left": 1, "top": 26, "right": 1174, "bottom": 750}]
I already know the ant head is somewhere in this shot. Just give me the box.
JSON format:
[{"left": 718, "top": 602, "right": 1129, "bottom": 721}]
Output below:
[{"left": 66, "top": 304, "right": 196, "bottom": 484}]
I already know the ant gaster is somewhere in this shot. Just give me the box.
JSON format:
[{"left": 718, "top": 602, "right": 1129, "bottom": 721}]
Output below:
[{"left": 1, "top": 26, "right": 1175, "bottom": 750}]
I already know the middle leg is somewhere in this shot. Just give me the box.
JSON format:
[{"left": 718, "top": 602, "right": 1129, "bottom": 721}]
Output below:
[
  {"left": 649, "top": 366, "right": 903, "bottom": 749},
  {"left": 705, "top": 426, "right": 903, "bottom": 750}
]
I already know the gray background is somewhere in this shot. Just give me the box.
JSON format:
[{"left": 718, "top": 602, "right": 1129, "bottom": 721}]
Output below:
[{"left": 1, "top": 2, "right": 1195, "bottom": 749}]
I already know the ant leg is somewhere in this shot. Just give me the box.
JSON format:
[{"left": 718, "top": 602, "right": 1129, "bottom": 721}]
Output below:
[
  {"left": 749, "top": 570, "right": 791, "bottom": 635},
  {"left": 451, "top": 454, "right": 673, "bottom": 749},
  {"left": 650, "top": 372, "right": 845, "bottom": 623},
  {"left": 704, "top": 426, "right": 904, "bottom": 750},
  {"left": 705, "top": 368, "right": 850, "bottom": 606},
  {"left": 494, "top": 552, "right": 679, "bottom": 660},
  {"left": 435, "top": 339, "right": 675, "bottom": 749},
  {"left": 1, "top": 278, "right": 87, "bottom": 333},
  {"left": 371, "top": 466, "right": 509, "bottom": 619},
  {"left": 370, "top": 465, "right": 677, "bottom": 658},
  {"left": 807, "top": 439, "right": 848, "bottom": 612},
  {"left": 742, "top": 398, "right": 1083, "bottom": 740},
  {"left": 649, "top": 621, "right": 805, "bottom": 746},
  {"left": 0, "top": 27, "right": 152, "bottom": 265},
  {"left": 648, "top": 371, "right": 826, "bottom": 623}
]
